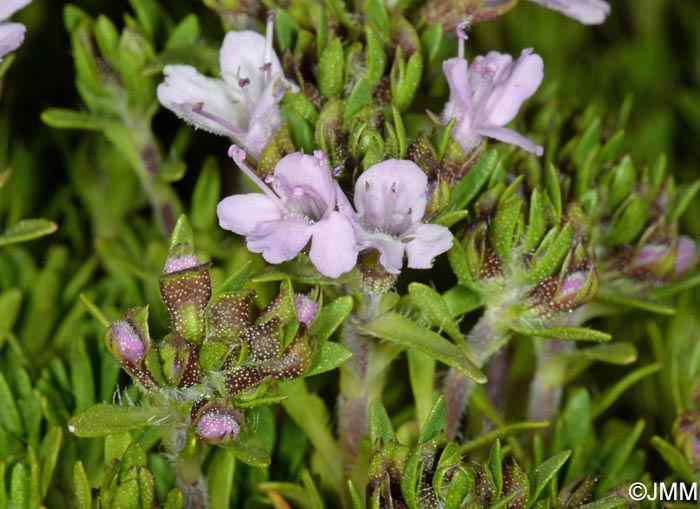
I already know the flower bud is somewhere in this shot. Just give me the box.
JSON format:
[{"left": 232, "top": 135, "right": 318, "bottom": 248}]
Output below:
[
  {"left": 191, "top": 399, "right": 242, "bottom": 445},
  {"left": 109, "top": 321, "right": 145, "bottom": 365},
  {"left": 106, "top": 308, "right": 160, "bottom": 390},
  {"left": 159, "top": 244, "right": 211, "bottom": 344},
  {"left": 294, "top": 294, "right": 318, "bottom": 324}
]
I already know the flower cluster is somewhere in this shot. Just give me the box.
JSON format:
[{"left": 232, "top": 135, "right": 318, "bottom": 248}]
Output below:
[
  {"left": 105, "top": 241, "right": 318, "bottom": 446},
  {"left": 0, "top": 0, "right": 30, "bottom": 62},
  {"left": 158, "top": 17, "right": 550, "bottom": 280},
  {"left": 217, "top": 146, "right": 454, "bottom": 277}
]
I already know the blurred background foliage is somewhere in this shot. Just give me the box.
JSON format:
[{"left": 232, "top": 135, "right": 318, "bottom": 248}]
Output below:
[{"left": 1, "top": 0, "right": 699, "bottom": 507}]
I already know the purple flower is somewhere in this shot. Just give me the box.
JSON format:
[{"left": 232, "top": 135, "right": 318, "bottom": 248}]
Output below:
[
  {"left": 526, "top": 0, "right": 610, "bottom": 25},
  {"left": 157, "top": 13, "right": 297, "bottom": 158},
  {"left": 217, "top": 147, "right": 358, "bottom": 278},
  {"left": 0, "top": 0, "right": 30, "bottom": 63},
  {"left": 441, "top": 24, "right": 544, "bottom": 156},
  {"left": 351, "top": 160, "right": 454, "bottom": 274}
]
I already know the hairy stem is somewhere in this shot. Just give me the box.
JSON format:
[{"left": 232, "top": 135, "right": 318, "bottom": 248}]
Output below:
[
  {"left": 444, "top": 316, "right": 500, "bottom": 438},
  {"left": 527, "top": 339, "right": 574, "bottom": 423},
  {"left": 338, "top": 294, "right": 384, "bottom": 472}
]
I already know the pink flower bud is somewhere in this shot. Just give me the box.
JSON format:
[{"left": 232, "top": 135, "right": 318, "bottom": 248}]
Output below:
[
  {"left": 294, "top": 294, "right": 318, "bottom": 324},
  {"left": 191, "top": 400, "right": 242, "bottom": 445},
  {"left": 109, "top": 321, "right": 145, "bottom": 364}
]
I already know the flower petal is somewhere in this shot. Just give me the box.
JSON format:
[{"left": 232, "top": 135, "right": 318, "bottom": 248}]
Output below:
[
  {"left": 0, "top": 22, "right": 25, "bottom": 61},
  {"left": 220, "top": 31, "right": 284, "bottom": 103},
  {"left": 274, "top": 153, "right": 336, "bottom": 212},
  {"left": 405, "top": 223, "right": 454, "bottom": 269},
  {"left": 480, "top": 49, "right": 543, "bottom": 126},
  {"left": 308, "top": 212, "right": 358, "bottom": 277},
  {"left": 441, "top": 57, "right": 473, "bottom": 123},
  {"left": 360, "top": 233, "right": 406, "bottom": 275},
  {"left": 217, "top": 193, "right": 282, "bottom": 236},
  {"left": 476, "top": 126, "right": 544, "bottom": 156},
  {"left": 157, "top": 65, "right": 247, "bottom": 136},
  {"left": 354, "top": 159, "right": 428, "bottom": 236},
  {"left": 0, "top": 0, "right": 30, "bottom": 21},
  {"left": 527, "top": 0, "right": 611, "bottom": 25},
  {"left": 247, "top": 220, "right": 312, "bottom": 264}
]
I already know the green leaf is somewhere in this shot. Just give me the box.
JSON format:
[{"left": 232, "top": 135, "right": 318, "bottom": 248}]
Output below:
[
  {"left": 408, "top": 283, "right": 462, "bottom": 343},
  {"left": 595, "top": 290, "right": 676, "bottom": 315},
  {"left": 597, "top": 420, "right": 644, "bottom": 493},
  {"left": 607, "top": 195, "right": 647, "bottom": 246},
  {"left": 544, "top": 164, "right": 562, "bottom": 222},
  {"left": 310, "top": 295, "right": 354, "bottom": 343},
  {"left": 164, "top": 488, "right": 184, "bottom": 509},
  {"left": 512, "top": 326, "right": 611, "bottom": 342},
  {"left": 442, "top": 285, "right": 482, "bottom": 317},
  {"left": 168, "top": 215, "right": 194, "bottom": 249},
  {"left": 670, "top": 179, "right": 700, "bottom": 222},
  {"left": 369, "top": 400, "right": 396, "bottom": 443},
  {"left": 165, "top": 14, "right": 199, "bottom": 50},
  {"left": 529, "top": 224, "right": 573, "bottom": 281},
  {"left": 68, "top": 404, "right": 170, "bottom": 437},
  {"left": 318, "top": 37, "right": 344, "bottom": 98},
  {"left": 650, "top": 436, "right": 695, "bottom": 484},
  {"left": 0, "top": 371, "right": 22, "bottom": 433},
  {"left": 391, "top": 49, "right": 423, "bottom": 112},
  {"left": 591, "top": 363, "right": 662, "bottom": 418},
  {"left": 40, "top": 108, "right": 114, "bottom": 131},
  {"left": 554, "top": 342, "right": 638, "bottom": 366},
  {"left": 419, "top": 395, "right": 447, "bottom": 443},
  {"left": 527, "top": 451, "right": 571, "bottom": 508},
  {"left": 524, "top": 189, "right": 547, "bottom": 252},
  {"left": 207, "top": 449, "right": 235, "bottom": 507},
  {"left": 449, "top": 150, "right": 498, "bottom": 211},
  {"left": 222, "top": 426, "right": 271, "bottom": 468},
  {"left": 407, "top": 349, "right": 437, "bottom": 425},
  {"left": 11, "top": 463, "right": 30, "bottom": 509},
  {"left": 345, "top": 79, "right": 373, "bottom": 118},
  {"left": 190, "top": 157, "right": 221, "bottom": 229},
  {"left": 0, "top": 219, "right": 58, "bottom": 247},
  {"left": 364, "top": 24, "right": 386, "bottom": 86},
  {"left": 358, "top": 312, "right": 486, "bottom": 383},
  {"left": 305, "top": 342, "right": 353, "bottom": 376},
  {"left": 73, "top": 461, "right": 92, "bottom": 509},
  {"left": 460, "top": 422, "right": 550, "bottom": 454},
  {"left": 40, "top": 427, "right": 63, "bottom": 497},
  {"left": 348, "top": 480, "right": 366, "bottom": 509}
]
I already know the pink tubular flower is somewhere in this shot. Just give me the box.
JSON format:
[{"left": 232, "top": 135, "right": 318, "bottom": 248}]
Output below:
[
  {"left": 351, "top": 160, "right": 454, "bottom": 274},
  {"left": 217, "top": 147, "right": 358, "bottom": 278},
  {"left": 526, "top": 0, "right": 610, "bottom": 25},
  {"left": 0, "top": 0, "right": 30, "bottom": 63},
  {"left": 157, "top": 12, "right": 298, "bottom": 158},
  {"left": 441, "top": 23, "right": 544, "bottom": 156}
]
